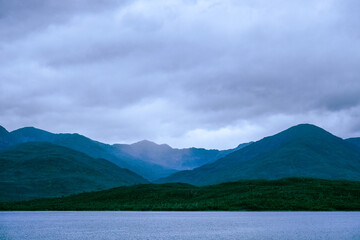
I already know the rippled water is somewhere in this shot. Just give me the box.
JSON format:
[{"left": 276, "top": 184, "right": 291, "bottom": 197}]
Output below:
[{"left": 1, "top": 211, "right": 360, "bottom": 240}]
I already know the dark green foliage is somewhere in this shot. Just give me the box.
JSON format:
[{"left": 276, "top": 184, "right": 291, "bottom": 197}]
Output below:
[
  {"left": 158, "top": 124, "right": 360, "bottom": 185},
  {"left": 0, "top": 142, "right": 148, "bottom": 202},
  {"left": 1, "top": 178, "right": 359, "bottom": 211}
]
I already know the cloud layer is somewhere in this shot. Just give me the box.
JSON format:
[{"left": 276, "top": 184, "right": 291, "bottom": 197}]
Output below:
[{"left": 1, "top": 0, "right": 360, "bottom": 149}]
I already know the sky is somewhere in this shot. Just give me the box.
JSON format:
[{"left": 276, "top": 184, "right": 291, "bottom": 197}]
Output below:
[{"left": 1, "top": 0, "right": 360, "bottom": 149}]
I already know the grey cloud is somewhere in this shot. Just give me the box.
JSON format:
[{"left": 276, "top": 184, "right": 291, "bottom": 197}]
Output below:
[
  {"left": 1, "top": 0, "right": 360, "bottom": 149},
  {"left": 0, "top": 0, "right": 128, "bottom": 41}
]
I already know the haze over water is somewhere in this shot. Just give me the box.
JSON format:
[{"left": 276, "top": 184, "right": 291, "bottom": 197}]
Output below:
[{"left": 1, "top": 211, "right": 360, "bottom": 240}]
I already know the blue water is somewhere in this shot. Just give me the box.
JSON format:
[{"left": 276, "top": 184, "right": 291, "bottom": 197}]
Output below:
[{"left": 0, "top": 211, "right": 359, "bottom": 240}]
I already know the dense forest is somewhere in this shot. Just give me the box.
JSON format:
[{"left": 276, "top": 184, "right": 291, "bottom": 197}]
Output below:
[{"left": 1, "top": 178, "right": 360, "bottom": 211}]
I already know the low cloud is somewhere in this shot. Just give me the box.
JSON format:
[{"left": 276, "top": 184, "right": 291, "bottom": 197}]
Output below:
[{"left": 1, "top": 0, "right": 359, "bottom": 149}]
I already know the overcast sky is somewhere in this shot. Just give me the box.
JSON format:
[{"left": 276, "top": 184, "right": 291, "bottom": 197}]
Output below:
[{"left": 1, "top": 0, "right": 360, "bottom": 149}]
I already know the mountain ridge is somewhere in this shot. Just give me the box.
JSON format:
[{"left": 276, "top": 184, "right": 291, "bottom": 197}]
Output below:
[
  {"left": 115, "top": 139, "right": 252, "bottom": 170},
  {"left": 0, "top": 126, "right": 176, "bottom": 180},
  {"left": 157, "top": 124, "right": 360, "bottom": 185},
  {"left": 0, "top": 125, "right": 250, "bottom": 180}
]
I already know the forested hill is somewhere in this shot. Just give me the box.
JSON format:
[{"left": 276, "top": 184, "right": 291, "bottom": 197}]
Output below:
[{"left": 1, "top": 178, "right": 359, "bottom": 211}]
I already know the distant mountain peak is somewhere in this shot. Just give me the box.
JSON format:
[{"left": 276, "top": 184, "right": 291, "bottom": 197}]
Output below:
[
  {"left": 10, "top": 126, "right": 53, "bottom": 141},
  {"left": 134, "top": 139, "right": 156, "bottom": 145},
  {"left": 17, "top": 126, "right": 37, "bottom": 130},
  {"left": 275, "top": 123, "right": 335, "bottom": 140},
  {"left": 289, "top": 123, "right": 323, "bottom": 130},
  {"left": 158, "top": 123, "right": 360, "bottom": 185},
  {"left": 12, "top": 126, "right": 50, "bottom": 134},
  {"left": 132, "top": 140, "right": 172, "bottom": 149}
]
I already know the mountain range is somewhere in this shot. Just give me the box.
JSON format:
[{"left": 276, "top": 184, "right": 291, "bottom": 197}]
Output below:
[
  {"left": 114, "top": 140, "right": 251, "bottom": 170},
  {"left": 1, "top": 123, "right": 360, "bottom": 202},
  {"left": 157, "top": 124, "right": 360, "bottom": 185},
  {"left": 0, "top": 126, "right": 245, "bottom": 180},
  {"left": 0, "top": 126, "right": 175, "bottom": 180}
]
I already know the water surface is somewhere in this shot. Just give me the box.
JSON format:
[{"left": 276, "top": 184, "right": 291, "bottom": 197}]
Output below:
[{"left": 1, "top": 211, "right": 359, "bottom": 240}]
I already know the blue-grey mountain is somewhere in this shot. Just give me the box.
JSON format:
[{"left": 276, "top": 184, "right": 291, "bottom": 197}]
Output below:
[
  {"left": 157, "top": 124, "right": 360, "bottom": 185},
  {"left": 115, "top": 140, "right": 251, "bottom": 170},
  {"left": 0, "top": 125, "right": 249, "bottom": 180},
  {"left": 0, "top": 126, "right": 175, "bottom": 180}
]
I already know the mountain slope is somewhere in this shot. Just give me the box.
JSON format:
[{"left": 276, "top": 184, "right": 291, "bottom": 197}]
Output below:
[
  {"left": 0, "top": 126, "right": 13, "bottom": 151},
  {"left": 0, "top": 126, "right": 9, "bottom": 137},
  {"left": 115, "top": 140, "right": 251, "bottom": 170},
  {"left": 1, "top": 126, "right": 175, "bottom": 180},
  {"left": 158, "top": 124, "right": 360, "bottom": 185},
  {"left": 0, "top": 142, "right": 148, "bottom": 202},
  {"left": 346, "top": 137, "right": 360, "bottom": 150}
]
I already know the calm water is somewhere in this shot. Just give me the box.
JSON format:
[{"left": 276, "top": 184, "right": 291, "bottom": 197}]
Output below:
[{"left": 0, "top": 211, "right": 360, "bottom": 240}]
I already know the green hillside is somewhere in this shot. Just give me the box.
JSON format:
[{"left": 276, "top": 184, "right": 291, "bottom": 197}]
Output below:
[
  {"left": 0, "top": 142, "right": 148, "bottom": 202},
  {"left": 2, "top": 126, "right": 176, "bottom": 180},
  {"left": 1, "top": 178, "right": 359, "bottom": 211},
  {"left": 157, "top": 124, "right": 360, "bottom": 185}
]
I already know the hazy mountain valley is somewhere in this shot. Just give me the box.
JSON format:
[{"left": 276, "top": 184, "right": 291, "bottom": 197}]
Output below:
[{"left": 1, "top": 123, "right": 360, "bottom": 209}]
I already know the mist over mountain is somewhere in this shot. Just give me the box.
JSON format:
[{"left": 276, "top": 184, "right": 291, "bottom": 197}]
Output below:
[
  {"left": 158, "top": 124, "right": 360, "bottom": 185},
  {"left": 0, "top": 142, "right": 148, "bottom": 202},
  {"left": 115, "top": 140, "right": 251, "bottom": 170},
  {"left": 0, "top": 125, "right": 251, "bottom": 180}
]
